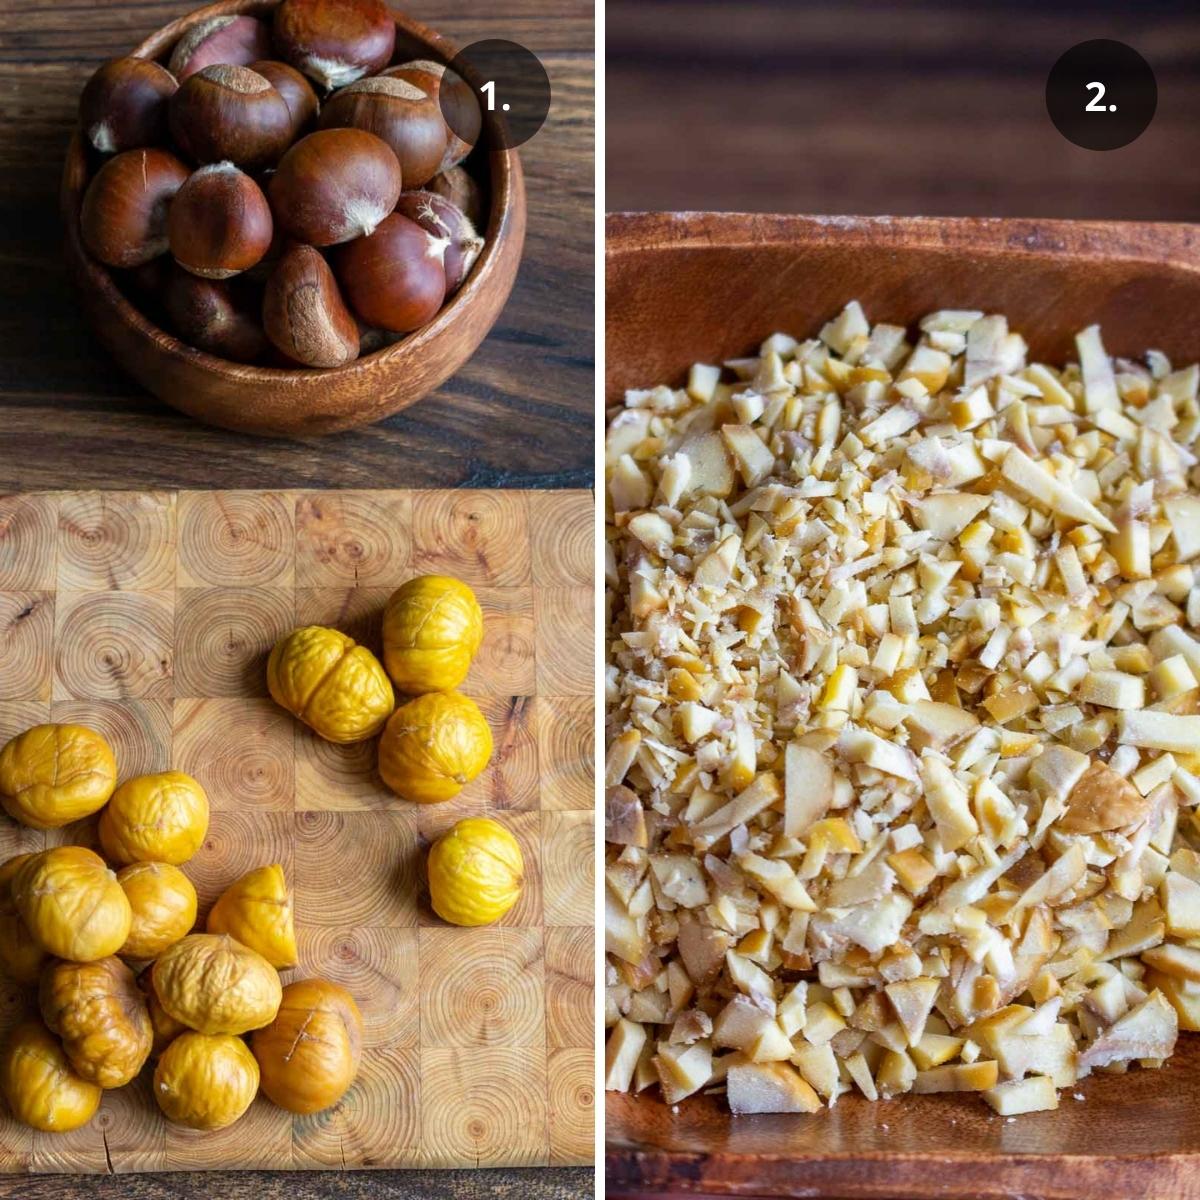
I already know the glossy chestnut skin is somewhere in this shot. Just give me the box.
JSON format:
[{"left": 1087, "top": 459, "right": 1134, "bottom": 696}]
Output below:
[
  {"left": 168, "top": 14, "right": 272, "bottom": 80},
  {"left": 268, "top": 127, "right": 402, "bottom": 247},
  {"left": 249, "top": 60, "right": 319, "bottom": 142},
  {"left": 163, "top": 267, "right": 268, "bottom": 363},
  {"left": 318, "top": 74, "right": 447, "bottom": 189},
  {"left": 79, "top": 57, "right": 178, "bottom": 155},
  {"left": 428, "top": 165, "right": 485, "bottom": 230},
  {"left": 332, "top": 212, "right": 447, "bottom": 333},
  {"left": 395, "top": 190, "right": 483, "bottom": 293},
  {"left": 80, "top": 147, "right": 190, "bottom": 268},
  {"left": 388, "top": 59, "right": 480, "bottom": 173},
  {"left": 273, "top": 0, "right": 396, "bottom": 91},
  {"left": 168, "top": 162, "right": 273, "bottom": 279},
  {"left": 263, "top": 243, "right": 359, "bottom": 367},
  {"left": 168, "top": 64, "right": 293, "bottom": 169}
]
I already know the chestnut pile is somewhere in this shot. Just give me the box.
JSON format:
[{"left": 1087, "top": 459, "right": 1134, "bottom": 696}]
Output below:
[{"left": 76, "top": 0, "right": 486, "bottom": 368}]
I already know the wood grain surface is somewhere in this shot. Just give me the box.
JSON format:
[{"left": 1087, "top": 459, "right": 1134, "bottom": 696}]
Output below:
[
  {"left": 607, "top": 0, "right": 1200, "bottom": 221},
  {"left": 0, "top": 0, "right": 594, "bottom": 489},
  {"left": 0, "top": 489, "right": 596, "bottom": 1180}
]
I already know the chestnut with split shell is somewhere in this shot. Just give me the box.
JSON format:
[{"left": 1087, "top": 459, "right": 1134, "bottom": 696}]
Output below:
[
  {"left": 168, "top": 64, "right": 293, "bottom": 169},
  {"left": 249, "top": 60, "right": 319, "bottom": 143},
  {"left": 332, "top": 212, "right": 448, "bottom": 333},
  {"left": 388, "top": 59, "right": 480, "bottom": 174},
  {"left": 263, "top": 243, "right": 359, "bottom": 368},
  {"left": 164, "top": 267, "right": 268, "bottom": 363},
  {"left": 395, "top": 191, "right": 483, "bottom": 294},
  {"left": 79, "top": 57, "right": 178, "bottom": 155},
  {"left": 168, "top": 163, "right": 273, "bottom": 280},
  {"left": 168, "top": 14, "right": 272, "bottom": 80},
  {"left": 80, "top": 147, "right": 189, "bottom": 268},
  {"left": 268, "top": 127, "right": 402, "bottom": 247},
  {"left": 273, "top": 0, "right": 396, "bottom": 91}
]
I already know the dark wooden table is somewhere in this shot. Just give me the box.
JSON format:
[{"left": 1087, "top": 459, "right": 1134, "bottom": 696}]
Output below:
[
  {"left": 0, "top": 0, "right": 594, "bottom": 492},
  {"left": 607, "top": 0, "right": 1200, "bottom": 221}
]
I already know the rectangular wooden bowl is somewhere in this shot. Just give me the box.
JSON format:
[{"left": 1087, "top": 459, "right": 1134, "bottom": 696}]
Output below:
[{"left": 605, "top": 211, "right": 1200, "bottom": 1200}]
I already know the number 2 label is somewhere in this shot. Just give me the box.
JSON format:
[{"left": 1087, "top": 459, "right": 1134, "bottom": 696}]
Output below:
[{"left": 1085, "top": 81, "right": 1109, "bottom": 111}]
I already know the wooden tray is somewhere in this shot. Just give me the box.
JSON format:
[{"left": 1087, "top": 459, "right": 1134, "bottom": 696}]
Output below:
[
  {"left": 0, "top": 488, "right": 595, "bottom": 1173},
  {"left": 605, "top": 212, "right": 1200, "bottom": 1200}
]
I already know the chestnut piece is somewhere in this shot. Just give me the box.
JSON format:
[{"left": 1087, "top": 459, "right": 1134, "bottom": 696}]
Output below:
[
  {"left": 268, "top": 128, "right": 402, "bottom": 247},
  {"left": 318, "top": 75, "right": 447, "bottom": 190},
  {"left": 388, "top": 60, "right": 480, "bottom": 173},
  {"left": 168, "top": 65, "right": 293, "bottom": 169},
  {"left": 168, "top": 163, "right": 273, "bottom": 279},
  {"left": 332, "top": 213, "right": 447, "bottom": 333},
  {"left": 263, "top": 244, "right": 359, "bottom": 368},
  {"left": 394, "top": 191, "right": 483, "bottom": 294},
  {"left": 79, "top": 57, "right": 178, "bottom": 155},
  {"left": 163, "top": 267, "right": 268, "bottom": 363},
  {"left": 168, "top": 15, "right": 272, "bottom": 80},
  {"left": 273, "top": 0, "right": 396, "bottom": 90},
  {"left": 249, "top": 60, "right": 319, "bottom": 143},
  {"left": 80, "top": 147, "right": 189, "bottom": 268},
  {"left": 428, "top": 166, "right": 484, "bottom": 229}
]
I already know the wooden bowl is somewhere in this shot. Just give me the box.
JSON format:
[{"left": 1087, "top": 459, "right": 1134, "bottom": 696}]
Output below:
[
  {"left": 60, "top": 0, "right": 525, "bottom": 438},
  {"left": 606, "top": 211, "right": 1200, "bottom": 1200}
]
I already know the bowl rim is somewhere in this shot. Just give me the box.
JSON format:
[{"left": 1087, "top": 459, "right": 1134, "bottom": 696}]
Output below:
[{"left": 61, "top": 0, "right": 521, "bottom": 385}]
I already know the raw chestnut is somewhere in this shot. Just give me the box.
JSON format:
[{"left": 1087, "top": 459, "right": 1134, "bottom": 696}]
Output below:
[
  {"left": 168, "top": 14, "right": 272, "bottom": 80},
  {"left": 332, "top": 212, "right": 447, "bottom": 332},
  {"left": 168, "top": 64, "right": 293, "bottom": 169},
  {"left": 429, "top": 165, "right": 484, "bottom": 229},
  {"left": 79, "top": 57, "right": 178, "bottom": 154},
  {"left": 263, "top": 243, "right": 359, "bottom": 368},
  {"left": 318, "top": 74, "right": 447, "bottom": 189},
  {"left": 80, "top": 148, "right": 189, "bottom": 268},
  {"left": 273, "top": 0, "right": 396, "bottom": 90},
  {"left": 268, "top": 128, "right": 402, "bottom": 247},
  {"left": 168, "top": 163, "right": 273, "bottom": 279},
  {"left": 249, "top": 59, "right": 319, "bottom": 141},
  {"left": 388, "top": 59, "right": 480, "bottom": 173},
  {"left": 395, "top": 191, "right": 483, "bottom": 293},
  {"left": 164, "top": 268, "right": 269, "bottom": 363}
]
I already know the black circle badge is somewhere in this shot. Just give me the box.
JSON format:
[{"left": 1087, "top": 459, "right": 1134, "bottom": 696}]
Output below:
[
  {"left": 441, "top": 39, "right": 551, "bottom": 152},
  {"left": 1046, "top": 40, "right": 1156, "bottom": 151}
]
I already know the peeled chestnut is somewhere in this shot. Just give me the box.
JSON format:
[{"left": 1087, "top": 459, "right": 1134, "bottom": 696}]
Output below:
[
  {"left": 263, "top": 244, "right": 359, "bottom": 367},
  {"left": 168, "top": 65, "right": 293, "bottom": 169},
  {"left": 268, "top": 128, "right": 402, "bottom": 247},
  {"left": 80, "top": 148, "right": 190, "bottom": 268},
  {"left": 164, "top": 268, "right": 268, "bottom": 363},
  {"left": 429, "top": 166, "right": 485, "bottom": 229},
  {"left": 318, "top": 75, "right": 447, "bottom": 189},
  {"left": 168, "top": 14, "right": 272, "bottom": 80},
  {"left": 79, "top": 57, "right": 178, "bottom": 155},
  {"left": 249, "top": 60, "right": 319, "bottom": 142},
  {"left": 273, "top": 0, "right": 396, "bottom": 90},
  {"left": 389, "top": 60, "right": 480, "bottom": 173},
  {"left": 168, "top": 163, "right": 273, "bottom": 279},
  {"left": 394, "top": 191, "right": 482, "bottom": 294},
  {"left": 332, "top": 213, "right": 447, "bottom": 332}
]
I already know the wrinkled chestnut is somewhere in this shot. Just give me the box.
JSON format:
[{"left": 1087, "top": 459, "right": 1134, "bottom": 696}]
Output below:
[
  {"left": 263, "top": 243, "right": 359, "bottom": 368},
  {"left": 80, "top": 148, "right": 190, "bottom": 268},
  {"left": 168, "top": 14, "right": 272, "bottom": 80},
  {"left": 268, "top": 128, "right": 402, "bottom": 247},
  {"left": 332, "top": 213, "right": 447, "bottom": 332},
  {"left": 318, "top": 74, "right": 447, "bottom": 189},
  {"left": 395, "top": 191, "right": 482, "bottom": 294},
  {"left": 429, "top": 165, "right": 485, "bottom": 229},
  {"left": 388, "top": 60, "right": 480, "bottom": 173},
  {"left": 79, "top": 57, "right": 178, "bottom": 155},
  {"left": 163, "top": 268, "right": 268, "bottom": 363},
  {"left": 249, "top": 60, "right": 319, "bottom": 143},
  {"left": 273, "top": 0, "right": 396, "bottom": 91},
  {"left": 168, "top": 65, "right": 293, "bottom": 169},
  {"left": 168, "top": 163, "right": 273, "bottom": 279}
]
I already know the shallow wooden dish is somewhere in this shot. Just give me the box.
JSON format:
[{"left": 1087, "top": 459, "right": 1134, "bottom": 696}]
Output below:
[
  {"left": 606, "top": 211, "right": 1200, "bottom": 1200},
  {"left": 60, "top": 0, "right": 525, "bottom": 438}
]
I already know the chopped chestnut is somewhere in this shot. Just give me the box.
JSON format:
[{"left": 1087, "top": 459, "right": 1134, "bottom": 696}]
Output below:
[
  {"left": 262, "top": 243, "right": 360, "bottom": 368},
  {"left": 168, "top": 64, "right": 293, "bottom": 169},
  {"left": 167, "top": 14, "right": 273, "bottom": 80},
  {"left": 273, "top": 0, "right": 396, "bottom": 91},
  {"left": 79, "top": 57, "right": 178, "bottom": 155},
  {"left": 168, "top": 163, "right": 274, "bottom": 280}
]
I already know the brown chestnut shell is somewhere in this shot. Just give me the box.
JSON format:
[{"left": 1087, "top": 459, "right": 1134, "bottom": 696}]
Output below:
[
  {"left": 163, "top": 267, "right": 268, "bottom": 363},
  {"left": 168, "top": 163, "right": 273, "bottom": 280},
  {"left": 79, "top": 57, "right": 178, "bottom": 155},
  {"left": 249, "top": 60, "right": 319, "bottom": 142},
  {"left": 273, "top": 0, "right": 396, "bottom": 91},
  {"left": 263, "top": 244, "right": 360, "bottom": 368},
  {"left": 168, "top": 14, "right": 273, "bottom": 81},
  {"left": 394, "top": 190, "right": 483, "bottom": 293},
  {"left": 388, "top": 60, "right": 480, "bottom": 174},
  {"left": 168, "top": 64, "right": 293, "bottom": 169}
]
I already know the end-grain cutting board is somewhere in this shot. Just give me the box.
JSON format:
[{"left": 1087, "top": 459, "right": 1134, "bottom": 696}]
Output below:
[{"left": 0, "top": 489, "right": 595, "bottom": 1174}]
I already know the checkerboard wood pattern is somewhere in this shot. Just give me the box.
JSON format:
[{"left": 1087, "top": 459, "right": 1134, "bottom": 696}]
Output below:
[{"left": 0, "top": 490, "right": 595, "bottom": 1173}]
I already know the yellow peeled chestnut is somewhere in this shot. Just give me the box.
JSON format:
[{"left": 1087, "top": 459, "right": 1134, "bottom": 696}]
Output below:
[
  {"left": 117, "top": 862, "right": 197, "bottom": 959},
  {"left": 0, "top": 724, "right": 117, "bottom": 829},
  {"left": 251, "top": 979, "right": 362, "bottom": 1113},
  {"left": 13, "top": 847, "right": 132, "bottom": 963},
  {"left": 141, "top": 970, "right": 187, "bottom": 1057},
  {"left": 1, "top": 1020, "right": 101, "bottom": 1132},
  {"left": 0, "top": 854, "right": 46, "bottom": 984},
  {"left": 98, "top": 771, "right": 209, "bottom": 866},
  {"left": 153, "top": 1031, "right": 259, "bottom": 1130},
  {"left": 152, "top": 933, "right": 281, "bottom": 1035},
  {"left": 267, "top": 625, "right": 394, "bottom": 744},
  {"left": 206, "top": 864, "right": 297, "bottom": 969},
  {"left": 382, "top": 575, "right": 483, "bottom": 693},
  {"left": 377, "top": 691, "right": 493, "bottom": 803},
  {"left": 427, "top": 817, "right": 524, "bottom": 926}
]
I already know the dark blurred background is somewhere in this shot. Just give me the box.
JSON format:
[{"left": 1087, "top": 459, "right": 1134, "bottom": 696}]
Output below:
[{"left": 606, "top": 0, "right": 1200, "bottom": 219}]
